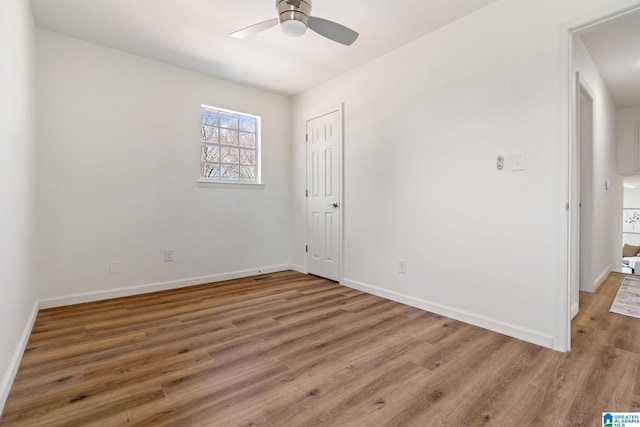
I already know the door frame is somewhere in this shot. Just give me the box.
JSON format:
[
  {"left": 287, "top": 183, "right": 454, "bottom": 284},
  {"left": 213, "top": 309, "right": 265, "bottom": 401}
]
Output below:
[
  {"left": 571, "top": 73, "right": 595, "bottom": 321},
  {"left": 304, "top": 103, "right": 344, "bottom": 282},
  {"left": 577, "top": 76, "right": 595, "bottom": 296},
  {"left": 563, "top": 3, "right": 640, "bottom": 352}
]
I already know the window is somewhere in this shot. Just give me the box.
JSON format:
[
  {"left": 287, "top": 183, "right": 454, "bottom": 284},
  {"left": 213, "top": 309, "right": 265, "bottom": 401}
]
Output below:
[{"left": 200, "top": 105, "right": 261, "bottom": 183}]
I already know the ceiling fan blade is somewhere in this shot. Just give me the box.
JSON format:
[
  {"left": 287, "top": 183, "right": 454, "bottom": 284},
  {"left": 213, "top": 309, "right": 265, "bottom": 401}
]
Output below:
[
  {"left": 308, "top": 16, "right": 359, "bottom": 46},
  {"left": 231, "top": 18, "right": 279, "bottom": 39}
]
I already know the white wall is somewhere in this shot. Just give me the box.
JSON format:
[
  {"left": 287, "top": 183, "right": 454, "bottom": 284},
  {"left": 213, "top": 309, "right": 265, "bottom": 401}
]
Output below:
[
  {"left": 624, "top": 185, "right": 640, "bottom": 209},
  {"left": 291, "top": 0, "right": 638, "bottom": 350},
  {"left": 0, "top": 0, "right": 38, "bottom": 412},
  {"left": 572, "top": 36, "right": 622, "bottom": 292},
  {"left": 36, "top": 31, "right": 292, "bottom": 302},
  {"left": 617, "top": 106, "right": 640, "bottom": 174}
]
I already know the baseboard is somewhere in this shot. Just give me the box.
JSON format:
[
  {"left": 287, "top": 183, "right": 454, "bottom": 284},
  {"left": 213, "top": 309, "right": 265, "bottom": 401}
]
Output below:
[
  {"left": 289, "top": 264, "right": 304, "bottom": 274},
  {"left": 571, "top": 301, "right": 579, "bottom": 319},
  {"left": 341, "top": 278, "right": 554, "bottom": 350},
  {"left": 0, "top": 300, "right": 39, "bottom": 416},
  {"left": 592, "top": 265, "right": 611, "bottom": 292},
  {"left": 39, "top": 264, "right": 296, "bottom": 309}
]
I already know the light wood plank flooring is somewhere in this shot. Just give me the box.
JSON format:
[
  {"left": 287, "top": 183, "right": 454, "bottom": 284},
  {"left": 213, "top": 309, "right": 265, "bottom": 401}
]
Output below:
[{"left": 1, "top": 271, "right": 638, "bottom": 426}]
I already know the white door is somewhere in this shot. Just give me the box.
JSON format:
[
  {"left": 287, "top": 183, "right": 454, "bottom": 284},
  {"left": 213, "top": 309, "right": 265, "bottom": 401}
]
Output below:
[{"left": 306, "top": 109, "right": 341, "bottom": 282}]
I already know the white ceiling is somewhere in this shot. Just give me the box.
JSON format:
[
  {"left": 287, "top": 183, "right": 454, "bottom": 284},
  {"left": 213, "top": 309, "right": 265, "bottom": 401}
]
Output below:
[
  {"left": 29, "top": 0, "right": 498, "bottom": 97},
  {"left": 579, "top": 11, "right": 640, "bottom": 109}
]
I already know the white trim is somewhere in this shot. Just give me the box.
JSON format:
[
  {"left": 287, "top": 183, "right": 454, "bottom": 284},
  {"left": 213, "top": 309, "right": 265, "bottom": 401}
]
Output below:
[
  {"left": 197, "top": 180, "right": 265, "bottom": 188},
  {"left": 201, "top": 104, "right": 260, "bottom": 120},
  {"left": 39, "top": 265, "right": 295, "bottom": 309},
  {"left": 635, "top": 121, "right": 640, "bottom": 172},
  {"left": 342, "top": 277, "right": 554, "bottom": 350},
  {"left": 338, "top": 105, "right": 345, "bottom": 284},
  {"left": 571, "top": 302, "right": 579, "bottom": 320},
  {"left": 558, "top": 21, "right": 573, "bottom": 353},
  {"left": 0, "top": 300, "right": 39, "bottom": 416},
  {"left": 289, "top": 264, "right": 305, "bottom": 274},
  {"left": 569, "top": 2, "right": 640, "bottom": 35},
  {"left": 593, "top": 265, "right": 611, "bottom": 292},
  {"left": 305, "top": 103, "right": 344, "bottom": 127}
]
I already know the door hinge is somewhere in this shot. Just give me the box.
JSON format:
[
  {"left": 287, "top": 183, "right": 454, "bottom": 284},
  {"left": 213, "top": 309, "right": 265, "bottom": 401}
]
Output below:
[
  {"left": 305, "top": 245, "right": 308, "bottom": 253},
  {"left": 305, "top": 189, "right": 308, "bottom": 197},
  {"left": 565, "top": 202, "right": 570, "bottom": 211},
  {"left": 305, "top": 134, "right": 308, "bottom": 142}
]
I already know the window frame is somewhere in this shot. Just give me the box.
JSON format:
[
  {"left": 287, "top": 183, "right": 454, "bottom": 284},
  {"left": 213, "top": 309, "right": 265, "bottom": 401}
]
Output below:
[{"left": 198, "top": 104, "right": 263, "bottom": 186}]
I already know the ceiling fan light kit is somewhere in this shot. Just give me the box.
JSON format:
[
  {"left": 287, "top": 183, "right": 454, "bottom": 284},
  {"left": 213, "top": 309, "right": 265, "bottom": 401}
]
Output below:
[
  {"left": 231, "top": 0, "right": 359, "bottom": 46},
  {"left": 278, "top": 0, "right": 310, "bottom": 37},
  {"left": 280, "top": 19, "right": 307, "bottom": 37}
]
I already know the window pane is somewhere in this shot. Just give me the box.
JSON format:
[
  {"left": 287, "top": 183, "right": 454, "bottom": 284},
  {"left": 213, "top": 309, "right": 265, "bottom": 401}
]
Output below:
[
  {"left": 221, "top": 147, "right": 239, "bottom": 164},
  {"left": 240, "top": 149, "right": 256, "bottom": 166},
  {"left": 239, "top": 132, "right": 256, "bottom": 148},
  {"left": 201, "top": 146, "right": 220, "bottom": 163},
  {"left": 200, "top": 106, "right": 260, "bottom": 184},
  {"left": 201, "top": 126, "right": 219, "bottom": 143},
  {"left": 239, "top": 116, "right": 256, "bottom": 132},
  {"left": 201, "top": 109, "right": 219, "bottom": 126},
  {"left": 202, "top": 163, "right": 220, "bottom": 178},
  {"left": 220, "top": 128, "right": 239, "bottom": 146},
  {"left": 220, "top": 112, "right": 238, "bottom": 129},
  {"left": 240, "top": 166, "right": 255, "bottom": 181},
  {"left": 221, "top": 164, "right": 240, "bottom": 179}
]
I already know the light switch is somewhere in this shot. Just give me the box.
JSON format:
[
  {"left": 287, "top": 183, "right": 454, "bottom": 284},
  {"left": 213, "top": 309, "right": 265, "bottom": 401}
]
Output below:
[
  {"left": 512, "top": 154, "right": 526, "bottom": 171},
  {"left": 109, "top": 260, "right": 119, "bottom": 274}
]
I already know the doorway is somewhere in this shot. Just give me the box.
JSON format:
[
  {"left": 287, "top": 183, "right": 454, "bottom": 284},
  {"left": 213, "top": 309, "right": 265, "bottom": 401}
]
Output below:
[
  {"left": 576, "top": 79, "right": 594, "bottom": 317},
  {"left": 622, "top": 176, "right": 640, "bottom": 273},
  {"left": 305, "top": 107, "right": 343, "bottom": 282},
  {"left": 568, "top": 74, "right": 596, "bottom": 328},
  {"left": 566, "top": 5, "right": 640, "bottom": 351}
]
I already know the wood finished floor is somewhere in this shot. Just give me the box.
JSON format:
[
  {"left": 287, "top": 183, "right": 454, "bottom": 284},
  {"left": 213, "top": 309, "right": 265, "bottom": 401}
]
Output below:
[{"left": 1, "top": 271, "right": 639, "bottom": 426}]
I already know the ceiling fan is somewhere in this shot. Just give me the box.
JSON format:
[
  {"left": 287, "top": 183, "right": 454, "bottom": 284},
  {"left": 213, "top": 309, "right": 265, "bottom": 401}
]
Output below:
[{"left": 231, "top": 0, "right": 359, "bottom": 46}]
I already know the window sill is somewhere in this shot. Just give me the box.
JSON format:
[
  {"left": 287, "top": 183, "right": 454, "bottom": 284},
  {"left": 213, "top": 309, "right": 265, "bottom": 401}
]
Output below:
[{"left": 197, "top": 179, "right": 265, "bottom": 189}]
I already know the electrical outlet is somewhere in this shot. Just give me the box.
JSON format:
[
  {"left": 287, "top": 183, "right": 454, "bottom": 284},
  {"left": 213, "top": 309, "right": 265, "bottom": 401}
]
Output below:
[
  {"left": 109, "top": 260, "right": 119, "bottom": 274},
  {"left": 164, "top": 249, "right": 174, "bottom": 262},
  {"left": 398, "top": 259, "right": 407, "bottom": 274}
]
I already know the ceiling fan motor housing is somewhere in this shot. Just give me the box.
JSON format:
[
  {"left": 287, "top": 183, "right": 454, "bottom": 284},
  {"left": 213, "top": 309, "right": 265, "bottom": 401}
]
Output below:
[
  {"left": 231, "top": 0, "right": 357, "bottom": 45},
  {"left": 276, "top": 0, "right": 311, "bottom": 27}
]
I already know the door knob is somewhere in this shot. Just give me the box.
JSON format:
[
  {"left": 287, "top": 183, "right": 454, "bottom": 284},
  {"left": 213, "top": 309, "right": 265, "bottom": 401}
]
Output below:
[{"left": 328, "top": 202, "right": 339, "bottom": 208}]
